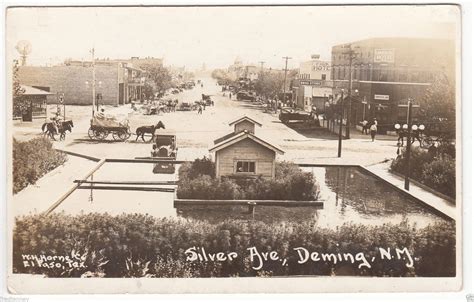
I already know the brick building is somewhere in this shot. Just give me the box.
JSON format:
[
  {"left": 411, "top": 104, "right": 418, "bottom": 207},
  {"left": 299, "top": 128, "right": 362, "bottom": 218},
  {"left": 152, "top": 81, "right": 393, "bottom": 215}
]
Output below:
[
  {"left": 292, "top": 56, "right": 333, "bottom": 112},
  {"left": 18, "top": 60, "right": 146, "bottom": 106},
  {"left": 331, "top": 37, "right": 455, "bottom": 133}
]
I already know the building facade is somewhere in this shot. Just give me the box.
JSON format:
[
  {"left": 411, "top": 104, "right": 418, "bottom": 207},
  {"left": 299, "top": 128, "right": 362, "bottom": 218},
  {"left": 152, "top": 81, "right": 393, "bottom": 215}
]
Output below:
[
  {"left": 18, "top": 60, "right": 146, "bottom": 106},
  {"left": 210, "top": 116, "right": 284, "bottom": 180},
  {"left": 331, "top": 37, "right": 455, "bottom": 132},
  {"left": 292, "top": 58, "right": 332, "bottom": 112}
]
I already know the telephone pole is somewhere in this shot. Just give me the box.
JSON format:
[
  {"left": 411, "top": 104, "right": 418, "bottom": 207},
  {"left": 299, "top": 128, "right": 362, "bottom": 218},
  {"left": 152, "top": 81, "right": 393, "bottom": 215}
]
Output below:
[
  {"left": 258, "top": 61, "right": 265, "bottom": 73},
  {"left": 90, "top": 48, "right": 96, "bottom": 116},
  {"left": 282, "top": 56, "right": 292, "bottom": 107},
  {"left": 346, "top": 48, "right": 354, "bottom": 139}
]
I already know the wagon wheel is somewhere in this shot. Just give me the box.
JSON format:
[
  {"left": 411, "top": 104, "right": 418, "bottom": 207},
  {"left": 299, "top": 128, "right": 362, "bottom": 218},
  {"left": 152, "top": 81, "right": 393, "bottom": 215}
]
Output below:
[
  {"left": 125, "top": 127, "right": 132, "bottom": 140},
  {"left": 89, "top": 128, "right": 108, "bottom": 141},
  {"left": 88, "top": 127, "right": 96, "bottom": 140},
  {"left": 112, "top": 129, "right": 129, "bottom": 142}
]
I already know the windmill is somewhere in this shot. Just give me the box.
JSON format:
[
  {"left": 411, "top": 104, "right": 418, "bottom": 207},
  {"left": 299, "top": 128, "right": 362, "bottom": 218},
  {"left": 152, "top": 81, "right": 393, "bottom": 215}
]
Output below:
[{"left": 15, "top": 40, "right": 32, "bottom": 66}]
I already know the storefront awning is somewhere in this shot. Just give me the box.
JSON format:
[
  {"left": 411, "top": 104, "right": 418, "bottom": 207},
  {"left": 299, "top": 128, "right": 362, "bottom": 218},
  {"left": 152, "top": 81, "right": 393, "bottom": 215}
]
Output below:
[{"left": 20, "top": 85, "right": 53, "bottom": 96}]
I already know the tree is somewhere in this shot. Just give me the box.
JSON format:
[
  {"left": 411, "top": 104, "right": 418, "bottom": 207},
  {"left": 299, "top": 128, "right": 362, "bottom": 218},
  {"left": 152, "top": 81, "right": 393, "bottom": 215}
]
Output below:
[
  {"left": 135, "top": 63, "right": 173, "bottom": 95},
  {"left": 211, "top": 69, "right": 236, "bottom": 85},
  {"left": 419, "top": 73, "right": 455, "bottom": 122},
  {"left": 418, "top": 73, "right": 456, "bottom": 141},
  {"left": 254, "top": 69, "right": 297, "bottom": 99},
  {"left": 12, "top": 60, "right": 26, "bottom": 117}
]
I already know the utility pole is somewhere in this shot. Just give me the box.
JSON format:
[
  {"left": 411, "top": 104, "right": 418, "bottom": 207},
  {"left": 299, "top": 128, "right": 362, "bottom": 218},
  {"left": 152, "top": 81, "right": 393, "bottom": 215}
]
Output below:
[
  {"left": 258, "top": 61, "right": 265, "bottom": 74},
  {"left": 346, "top": 48, "right": 354, "bottom": 139},
  {"left": 91, "top": 48, "right": 96, "bottom": 116},
  {"left": 405, "top": 99, "right": 413, "bottom": 190},
  {"left": 338, "top": 90, "right": 344, "bottom": 158},
  {"left": 282, "top": 56, "right": 292, "bottom": 108}
]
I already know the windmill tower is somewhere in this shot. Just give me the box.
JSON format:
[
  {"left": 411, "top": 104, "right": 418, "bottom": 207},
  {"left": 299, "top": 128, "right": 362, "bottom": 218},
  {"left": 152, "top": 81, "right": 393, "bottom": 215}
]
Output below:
[{"left": 15, "top": 40, "right": 32, "bottom": 66}]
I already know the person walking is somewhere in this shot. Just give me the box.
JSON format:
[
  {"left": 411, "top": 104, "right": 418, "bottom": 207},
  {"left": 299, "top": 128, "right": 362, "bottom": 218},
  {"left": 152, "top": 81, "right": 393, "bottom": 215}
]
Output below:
[
  {"left": 229, "top": 93, "right": 232, "bottom": 99},
  {"left": 370, "top": 121, "right": 377, "bottom": 142},
  {"left": 197, "top": 104, "right": 203, "bottom": 115},
  {"left": 362, "top": 119, "right": 368, "bottom": 134}
]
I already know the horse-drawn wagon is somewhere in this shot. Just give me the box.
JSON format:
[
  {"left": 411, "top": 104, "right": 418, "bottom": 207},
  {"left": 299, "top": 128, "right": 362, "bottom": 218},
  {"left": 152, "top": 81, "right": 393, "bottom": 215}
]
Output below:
[
  {"left": 88, "top": 114, "right": 131, "bottom": 142},
  {"left": 151, "top": 129, "right": 178, "bottom": 174}
]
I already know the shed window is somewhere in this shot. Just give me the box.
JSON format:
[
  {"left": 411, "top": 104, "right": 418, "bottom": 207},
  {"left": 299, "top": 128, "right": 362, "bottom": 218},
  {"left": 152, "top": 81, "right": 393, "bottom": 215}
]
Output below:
[{"left": 236, "top": 161, "right": 256, "bottom": 173}]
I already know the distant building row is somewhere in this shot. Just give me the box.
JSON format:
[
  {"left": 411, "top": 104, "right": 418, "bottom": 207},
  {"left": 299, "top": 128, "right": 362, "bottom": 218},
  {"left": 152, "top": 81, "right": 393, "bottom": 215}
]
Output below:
[{"left": 17, "top": 56, "right": 163, "bottom": 106}]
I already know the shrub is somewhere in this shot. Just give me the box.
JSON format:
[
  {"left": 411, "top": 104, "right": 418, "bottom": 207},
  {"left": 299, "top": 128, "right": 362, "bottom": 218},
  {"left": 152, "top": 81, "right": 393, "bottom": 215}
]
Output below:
[
  {"left": 390, "top": 147, "right": 456, "bottom": 200},
  {"left": 180, "top": 157, "right": 215, "bottom": 180},
  {"left": 422, "top": 155, "right": 456, "bottom": 198},
  {"left": 13, "top": 213, "right": 455, "bottom": 277},
  {"left": 177, "top": 161, "right": 319, "bottom": 200},
  {"left": 13, "top": 137, "right": 67, "bottom": 194},
  {"left": 391, "top": 147, "right": 433, "bottom": 180}
]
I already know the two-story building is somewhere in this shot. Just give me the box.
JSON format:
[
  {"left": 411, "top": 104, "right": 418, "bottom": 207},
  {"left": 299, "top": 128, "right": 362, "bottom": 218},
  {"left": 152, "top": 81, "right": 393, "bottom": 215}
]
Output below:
[
  {"left": 331, "top": 37, "right": 455, "bottom": 133},
  {"left": 292, "top": 55, "right": 333, "bottom": 112},
  {"left": 18, "top": 59, "right": 147, "bottom": 106}
]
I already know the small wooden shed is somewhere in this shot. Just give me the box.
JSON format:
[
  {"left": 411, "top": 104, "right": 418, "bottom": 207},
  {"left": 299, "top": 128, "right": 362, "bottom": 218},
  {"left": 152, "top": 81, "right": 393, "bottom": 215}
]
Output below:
[
  {"left": 210, "top": 116, "right": 284, "bottom": 179},
  {"left": 13, "top": 85, "right": 52, "bottom": 121}
]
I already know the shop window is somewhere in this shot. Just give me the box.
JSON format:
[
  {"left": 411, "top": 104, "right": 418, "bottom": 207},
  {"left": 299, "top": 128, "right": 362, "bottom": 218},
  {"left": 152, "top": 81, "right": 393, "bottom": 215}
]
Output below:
[{"left": 236, "top": 161, "right": 256, "bottom": 173}]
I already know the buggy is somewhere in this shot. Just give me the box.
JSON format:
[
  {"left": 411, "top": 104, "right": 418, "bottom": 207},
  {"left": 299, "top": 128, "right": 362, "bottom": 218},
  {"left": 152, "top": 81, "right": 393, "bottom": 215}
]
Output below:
[{"left": 88, "top": 114, "right": 131, "bottom": 141}]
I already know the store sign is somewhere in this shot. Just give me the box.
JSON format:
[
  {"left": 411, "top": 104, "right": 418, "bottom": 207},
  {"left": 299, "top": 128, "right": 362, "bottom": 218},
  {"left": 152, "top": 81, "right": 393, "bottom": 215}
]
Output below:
[
  {"left": 311, "top": 62, "right": 331, "bottom": 71},
  {"left": 374, "top": 94, "right": 390, "bottom": 101},
  {"left": 374, "top": 49, "right": 395, "bottom": 63},
  {"left": 300, "top": 80, "right": 322, "bottom": 86}
]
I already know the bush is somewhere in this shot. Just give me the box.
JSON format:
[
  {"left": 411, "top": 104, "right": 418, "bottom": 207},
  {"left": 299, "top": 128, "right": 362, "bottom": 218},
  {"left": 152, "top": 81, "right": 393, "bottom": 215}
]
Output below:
[
  {"left": 179, "top": 157, "right": 215, "bottom": 181},
  {"left": 13, "top": 213, "right": 455, "bottom": 277},
  {"left": 13, "top": 137, "right": 67, "bottom": 194},
  {"left": 390, "top": 147, "right": 455, "bottom": 200},
  {"left": 390, "top": 147, "right": 433, "bottom": 180},
  {"left": 177, "top": 160, "right": 319, "bottom": 200},
  {"left": 422, "top": 155, "right": 456, "bottom": 198}
]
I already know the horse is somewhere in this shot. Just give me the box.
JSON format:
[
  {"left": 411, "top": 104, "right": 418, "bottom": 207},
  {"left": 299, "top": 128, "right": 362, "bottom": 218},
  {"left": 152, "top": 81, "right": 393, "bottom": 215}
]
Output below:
[
  {"left": 135, "top": 121, "right": 166, "bottom": 142},
  {"left": 42, "top": 120, "right": 74, "bottom": 141}
]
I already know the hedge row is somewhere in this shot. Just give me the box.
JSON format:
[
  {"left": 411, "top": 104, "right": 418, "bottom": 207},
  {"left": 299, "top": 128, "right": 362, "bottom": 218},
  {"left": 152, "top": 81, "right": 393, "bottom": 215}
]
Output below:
[
  {"left": 13, "top": 137, "right": 67, "bottom": 194},
  {"left": 177, "top": 158, "right": 319, "bottom": 201},
  {"left": 13, "top": 213, "right": 455, "bottom": 277},
  {"left": 390, "top": 147, "right": 455, "bottom": 200}
]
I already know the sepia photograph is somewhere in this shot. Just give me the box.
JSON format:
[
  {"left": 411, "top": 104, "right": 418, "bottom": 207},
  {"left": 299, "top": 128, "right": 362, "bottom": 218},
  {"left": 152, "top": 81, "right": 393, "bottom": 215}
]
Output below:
[{"left": 5, "top": 3, "right": 463, "bottom": 294}]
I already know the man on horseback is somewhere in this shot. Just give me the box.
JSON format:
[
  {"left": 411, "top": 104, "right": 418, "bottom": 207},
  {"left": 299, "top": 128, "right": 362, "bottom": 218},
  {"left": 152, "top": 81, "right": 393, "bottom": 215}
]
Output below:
[{"left": 51, "top": 110, "right": 62, "bottom": 135}]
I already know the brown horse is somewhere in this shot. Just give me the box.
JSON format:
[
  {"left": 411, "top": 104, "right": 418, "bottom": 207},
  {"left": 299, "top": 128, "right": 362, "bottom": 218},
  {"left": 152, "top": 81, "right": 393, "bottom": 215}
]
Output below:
[
  {"left": 135, "top": 121, "right": 166, "bottom": 142},
  {"left": 42, "top": 120, "right": 74, "bottom": 141}
]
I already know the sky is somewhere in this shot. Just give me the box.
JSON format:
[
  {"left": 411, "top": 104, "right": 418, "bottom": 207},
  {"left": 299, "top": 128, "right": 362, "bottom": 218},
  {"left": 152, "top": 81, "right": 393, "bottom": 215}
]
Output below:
[{"left": 6, "top": 5, "right": 459, "bottom": 71}]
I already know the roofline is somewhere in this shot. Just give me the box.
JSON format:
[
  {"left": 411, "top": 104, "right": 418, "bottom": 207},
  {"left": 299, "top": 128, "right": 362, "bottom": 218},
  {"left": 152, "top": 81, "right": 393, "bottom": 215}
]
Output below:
[
  {"left": 332, "top": 37, "right": 454, "bottom": 50},
  {"left": 209, "top": 132, "right": 284, "bottom": 155},
  {"left": 228, "top": 116, "right": 262, "bottom": 127}
]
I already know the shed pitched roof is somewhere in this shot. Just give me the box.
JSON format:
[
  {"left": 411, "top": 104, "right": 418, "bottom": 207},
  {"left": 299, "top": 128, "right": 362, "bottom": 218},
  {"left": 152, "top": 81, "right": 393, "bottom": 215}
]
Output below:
[
  {"left": 228, "top": 116, "right": 262, "bottom": 127},
  {"left": 209, "top": 131, "right": 284, "bottom": 155},
  {"left": 20, "top": 85, "right": 53, "bottom": 96}
]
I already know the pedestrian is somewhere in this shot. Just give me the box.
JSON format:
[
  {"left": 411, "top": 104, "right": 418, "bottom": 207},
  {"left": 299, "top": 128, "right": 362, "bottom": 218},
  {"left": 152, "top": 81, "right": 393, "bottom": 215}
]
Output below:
[
  {"left": 370, "top": 122, "right": 377, "bottom": 142},
  {"left": 229, "top": 93, "right": 232, "bottom": 99},
  {"left": 362, "top": 119, "right": 368, "bottom": 134},
  {"left": 197, "top": 104, "right": 203, "bottom": 114}
]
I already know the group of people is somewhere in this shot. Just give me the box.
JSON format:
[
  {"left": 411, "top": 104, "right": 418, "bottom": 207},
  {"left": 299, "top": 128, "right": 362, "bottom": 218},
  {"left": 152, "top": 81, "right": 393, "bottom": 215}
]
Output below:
[{"left": 361, "top": 118, "right": 378, "bottom": 141}]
